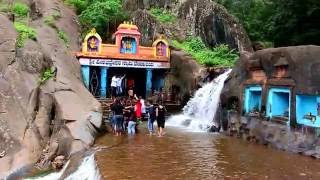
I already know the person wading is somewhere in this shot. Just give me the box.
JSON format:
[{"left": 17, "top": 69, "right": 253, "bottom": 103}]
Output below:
[
  {"left": 156, "top": 103, "right": 167, "bottom": 137},
  {"left": 134, "top": 98, "right": 142, "bottom": 131},
  {"left": 111, "top": 98, "right": 124, "bottom": 136},
  {"left": 127, "top": 102, "right": 137, "bottom": 135},
  {"left": 146, "top": 99, "right": 156, "bottom": 135}
]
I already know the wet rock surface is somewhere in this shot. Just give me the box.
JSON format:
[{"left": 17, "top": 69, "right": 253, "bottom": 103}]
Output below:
[
  {"left": 0, "top": 0, "right": 102, "bottom": 176},
  {"left": 225, "top": 112, "right": 320, "bottom": 159}
]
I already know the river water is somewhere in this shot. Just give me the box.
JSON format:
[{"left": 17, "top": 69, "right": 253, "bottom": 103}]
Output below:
[
  {"left": 95, "top": 126, "right": 320, "bottom": 180},
  {"left": 28, "top": 70, "right": 320, "bottom": 179}
]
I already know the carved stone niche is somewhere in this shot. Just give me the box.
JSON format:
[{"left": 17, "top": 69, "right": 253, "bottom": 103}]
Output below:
[
  {"left": 273, "top": 56, "right": 289, "bottom": 78},
  {"left": 247, "top": 57, "right": 266, "bottom": 82}
]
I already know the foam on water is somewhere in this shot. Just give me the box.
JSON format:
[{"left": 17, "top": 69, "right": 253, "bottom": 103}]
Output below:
[
  {"left": 25, "top": 154, "right": 101, "bottom": 180},
  {"left": 166, "top": 69, "right": 231, "bottom": 132}
]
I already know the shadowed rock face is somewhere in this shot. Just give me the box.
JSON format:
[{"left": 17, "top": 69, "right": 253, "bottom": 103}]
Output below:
[
  {"left": 129, "top": 0, "right": 252, "bottom": 52},
  {"left": 0, "top": 0, "right": 102, "bottom": 176}
]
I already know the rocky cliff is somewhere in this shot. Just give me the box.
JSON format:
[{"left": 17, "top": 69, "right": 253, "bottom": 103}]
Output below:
[
  {"left": 0, "top": 0, "right": 102, "bottom": 177},
  {"left": 126, "top": 0, "right": 252, "bottom": 52}
]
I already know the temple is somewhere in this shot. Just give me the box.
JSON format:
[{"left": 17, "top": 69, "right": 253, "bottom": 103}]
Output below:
[{"left": 76, "top": 22, "right": 170, "bottom": 98}]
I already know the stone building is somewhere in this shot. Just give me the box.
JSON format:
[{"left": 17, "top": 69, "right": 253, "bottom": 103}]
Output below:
[{"left": 222, "top": 46, "right": 320, "bottom": 128}]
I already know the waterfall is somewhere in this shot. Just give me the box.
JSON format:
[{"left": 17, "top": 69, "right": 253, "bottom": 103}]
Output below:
[
  {"left": 166, "top": 69, "right": 231, "bottom": 132},
  {"left": 25, "top": 154, "right": 101, "bottom": 180}
]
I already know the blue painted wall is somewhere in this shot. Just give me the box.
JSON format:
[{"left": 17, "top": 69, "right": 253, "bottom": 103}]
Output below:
[
  {"left": 146, "top": 69, "right": 152, "bottom": 97},
  {"left": 81, "top": 66, "right": 90, "bottom": 89},
  {"left": 100, "top": 67, "right": 108, "bottom": 98},
  {"left": 244, "top": 86, "right": 262, "bottom": 113},
  {"left": 296, "top": 95, "right": 320, "bottom": 127},
  {"left": 266, "top": 88, "right": 290, "bottom": 120},
  {"left": 153, "top": 75, "right": 165, "bottom": 91}
]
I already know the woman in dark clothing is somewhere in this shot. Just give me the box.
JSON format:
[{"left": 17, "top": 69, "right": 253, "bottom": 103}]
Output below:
[
  {"left": 111, "top": 98, "right": 124, "bottom": 136},
  {"left": 156, "top": 104, "right": 166, "bottom": 137}
]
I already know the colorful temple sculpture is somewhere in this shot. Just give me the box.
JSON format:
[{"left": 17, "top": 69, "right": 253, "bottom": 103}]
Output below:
[{"left": 76, "top": 22, "right": 170, "bottom": 98}]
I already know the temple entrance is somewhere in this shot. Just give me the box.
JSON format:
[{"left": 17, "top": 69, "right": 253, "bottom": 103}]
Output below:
[{"left": 108, "top": 68, "right": 147, "bottom": 98}]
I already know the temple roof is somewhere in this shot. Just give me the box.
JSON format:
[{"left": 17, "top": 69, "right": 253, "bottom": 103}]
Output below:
[{"left": 115, "top": 22, "right": 141, "bottom": 36}]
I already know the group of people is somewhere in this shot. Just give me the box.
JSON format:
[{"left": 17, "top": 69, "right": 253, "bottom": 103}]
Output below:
[{"left": 110, "top": 96, "right": 167, "bottom": 137}]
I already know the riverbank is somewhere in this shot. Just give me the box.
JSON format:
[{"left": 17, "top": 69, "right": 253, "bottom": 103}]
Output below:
[{"left": 225, "top": 112, "right": 320, "bottom": 159}]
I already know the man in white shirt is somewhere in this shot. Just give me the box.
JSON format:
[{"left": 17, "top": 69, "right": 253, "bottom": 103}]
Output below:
[
  {"left": 111, "top": 75, "right": 118, "bottom": 98},
  {"left": 116, "top": 74, "right": 126, "bottom": 96}
]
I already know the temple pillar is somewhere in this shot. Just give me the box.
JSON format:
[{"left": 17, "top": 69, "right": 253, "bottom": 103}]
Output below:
[
  {"left": 146, "top": 68, "right": 153, "bottom": 97},
  {"left": 100, "top": 67, "right": 108, "bottom": 98},
  {"left": 81, "top": 66, "right": 90, "bottom": 89}
]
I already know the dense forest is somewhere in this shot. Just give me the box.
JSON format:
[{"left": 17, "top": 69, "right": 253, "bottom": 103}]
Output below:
[
  {"left": 217, "top": 0, "right": 320, "bottom": 47},
  {"left": 63, "top": 0, "right": 320, "bottom": 47}
]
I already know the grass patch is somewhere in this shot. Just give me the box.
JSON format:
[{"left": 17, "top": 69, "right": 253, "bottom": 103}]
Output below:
[
  {"left": 13, "top": 2, "right": 30, "bottom": 17},
  {"left": 57, "top": 29, "right": 69, "bottom": 48},
  {"left": 38, "top": 68, "right": 55, "bottom": 85},
  {"left": 14, "top": 22, "right": 37, "bottom": 48},
  {"left": 44, "top": 10, "right": 61, "bottom": 28},
  {"left": 172, "top": 37, "right": 239, "bottom": 67},
  {"left": 149, "top": 7, "right": 176, "bottom": 24}
]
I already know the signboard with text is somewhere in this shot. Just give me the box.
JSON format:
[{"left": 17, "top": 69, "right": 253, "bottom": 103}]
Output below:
[{"left": 79, "top": 58, "right": 170, "bottom": 69}]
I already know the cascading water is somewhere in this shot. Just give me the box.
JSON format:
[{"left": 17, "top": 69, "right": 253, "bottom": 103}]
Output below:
[
  {"left": 25, "top": 154, "right": 101, "bottom": 180},
  {"left": 166, "top": 69, "right": 232, "bottom": 132}
]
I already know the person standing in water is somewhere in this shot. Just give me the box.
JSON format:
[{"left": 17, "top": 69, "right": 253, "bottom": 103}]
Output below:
[
  {"left": 156, "top": 102, "right": 166, "bottom": 137},
  {"left": 146, "top": 99, "right": 156, "bottom": 135},
  {"left": 127, "top": 102, "right": 137, "bottom": 135},
  {"left": 111, "top": 98, "right": 124, "bottom": 136}
]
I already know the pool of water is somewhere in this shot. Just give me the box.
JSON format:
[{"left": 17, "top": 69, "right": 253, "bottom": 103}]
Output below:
[{"left": 95, "top": 126, "right": 320, "bottom": 179}]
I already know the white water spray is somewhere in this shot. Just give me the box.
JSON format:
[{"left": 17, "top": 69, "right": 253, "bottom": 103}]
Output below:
[
  {"left": 166, "top": 69, "right": 232, "bottom": 132},
  {"left": 25, "top": 154, "right": 101, "bottom": 180}
]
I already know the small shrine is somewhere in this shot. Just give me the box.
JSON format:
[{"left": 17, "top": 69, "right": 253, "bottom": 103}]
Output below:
[{"left": 76, "top": 22, "right": 170, "bottom": 98}]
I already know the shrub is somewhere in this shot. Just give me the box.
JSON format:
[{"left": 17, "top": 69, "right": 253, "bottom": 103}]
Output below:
[
  {"left": 57, "top": 29, "right": 69, "bottom": 47},
  {"left": 64, "top": 0, "right": 88, "bottom": 14},
  {"left": 149, "top": 8, "right": 176, "bottom": 23},
  {"left": 39, "top": 68, "right": 55, "bottom": 85},
  {"left": 14, "top": 22, "right": 37, "bottom": 48},
  {"left": 44, "top": 16, "right": 56, "bottom": 27},
  {"left": 172, "top": 37, "right": 238, "bottom": 67},
  {"left": 13, "top": 2, "right": 30, "bottom": 17}
]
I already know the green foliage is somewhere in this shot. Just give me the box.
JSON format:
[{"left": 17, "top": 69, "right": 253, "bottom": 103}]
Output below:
[
  {"left": 64, "top": 0, "right": 127, "bottom": 36},
  {"left": 39, "top": 68, "right": 55, "bottom": 85},
  {"left": 13, "top": 2, "right": 30, "bottom": 17},
  {"left": 216, "top": 0, "right": 320, "bottom": 47},
  {"left": 14, "top": 22, "right": 37, "bottom": 48},
  {"left": 64, "top": 0, "right": 88, "bottom": 14},
  {"left": 173, "top": 37, "right": 238, "bottom": 67},
  {"left": 44, "top": 16, "right": 56, "bottom": 27},
  {"left": 149, "top": 8, "right": 176, "bottom": 23},
  {"left": 57, "top": 30, "right": 69, "bottom": 47},
  {"left": 79, "top": 0, "right": 127, "bottom": 35},
  {"left": 44, "top": 11, "right": 61, "bottom": 28}
]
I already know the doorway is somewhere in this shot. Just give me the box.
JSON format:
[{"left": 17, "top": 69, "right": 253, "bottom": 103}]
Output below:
[{"left": 108, "top": 68, "right": 147, "bottom": 97}]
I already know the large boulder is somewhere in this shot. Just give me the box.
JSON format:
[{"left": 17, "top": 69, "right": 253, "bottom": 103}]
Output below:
[
  {"left": 0, "top": 0, "right": 102, "bottom": 176},
  {"left": 130, "top": 0, "right": 252, "bottom": 52}
]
